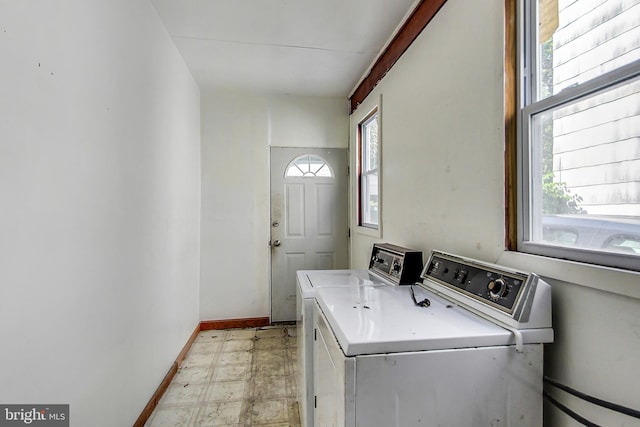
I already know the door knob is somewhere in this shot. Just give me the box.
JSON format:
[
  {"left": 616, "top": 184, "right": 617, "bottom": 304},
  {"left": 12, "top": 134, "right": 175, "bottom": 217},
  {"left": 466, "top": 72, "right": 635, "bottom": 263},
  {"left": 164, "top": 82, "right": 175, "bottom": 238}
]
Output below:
[{"left": 273, "top": 240, "right": 281, "bottom": 247}]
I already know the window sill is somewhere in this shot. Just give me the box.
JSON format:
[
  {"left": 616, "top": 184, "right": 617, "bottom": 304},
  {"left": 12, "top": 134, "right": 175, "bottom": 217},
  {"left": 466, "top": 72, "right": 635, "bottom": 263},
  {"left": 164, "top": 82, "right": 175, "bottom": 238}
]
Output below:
[
  {"left": 353, "top": 225, "right": 382, "bottom": 239},
  {"left": 497, "top": 251, "right": 640, "bottom": 299}
]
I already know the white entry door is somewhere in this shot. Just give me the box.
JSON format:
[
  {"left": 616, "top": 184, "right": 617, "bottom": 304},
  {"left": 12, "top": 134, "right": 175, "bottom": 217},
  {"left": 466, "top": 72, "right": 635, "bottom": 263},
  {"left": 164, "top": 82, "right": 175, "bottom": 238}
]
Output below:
[{"left": 270, "top": 147, "right": 348, "bottom": 322}]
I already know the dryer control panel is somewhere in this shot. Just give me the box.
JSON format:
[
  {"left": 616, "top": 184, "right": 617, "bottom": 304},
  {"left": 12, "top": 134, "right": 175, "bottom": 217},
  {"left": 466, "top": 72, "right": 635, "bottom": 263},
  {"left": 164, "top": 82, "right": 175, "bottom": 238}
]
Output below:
[
  {"left": 423, "top": 252, "right": 529, "bottom": 315},
  {"left": 369, "top": 243, "right": 423, "bottom": 285}
]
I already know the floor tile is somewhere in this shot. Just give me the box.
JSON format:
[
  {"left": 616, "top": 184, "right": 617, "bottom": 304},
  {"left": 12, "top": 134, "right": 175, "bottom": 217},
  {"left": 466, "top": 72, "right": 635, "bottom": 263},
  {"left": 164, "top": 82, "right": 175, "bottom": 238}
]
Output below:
[
  {"left": 250, "top": 399, "right": 289, "bottom": 424},
  {"left": 222, "top": 339, "right": 253, "bottom": 352},
  {"left": 253, "top": 360, "right": 285, "bottom": 378},
  {"left": 197, "top": 332, "right": 226, "bottom": 343},
  {"left": 215, "top": 364, "right": 252, "bottom": 381},
  {"left": 254, "top": 337, "right": 285, "bottom": 351},
  {"left": 145, "top": 406, "right": 195, "bottom": 427},
  {"left": 173, "top": 365, "right": 212, "bottom": 386},
  {"left": 255, "top": 328, "right": 284, "bottom": 339},
  {"left": 182, "top": 352, "right": 215, "bottom": 368},
  {"left": 161, "top": 384, "right": 206, "bottom": 405},
  {"left": 253, "top": 376, "right": 288, "bottom": 399},
  {"left": 205, "top": 381, "right": 247, "bottom": 402},
  {"left": 193, "top": 401, "right": 243, "bottom": 426},
  {"left": 190, "top": 341, "right": 223, "bottom": 354},
  {"left": 219, "top": 350, "right": 252, "bottom": 366},
  {"left": 227, "top": 329, "right": 256, "bottom": 340},
  {"left": 253, "top": 349, "right": 285, "bottom": 365}
]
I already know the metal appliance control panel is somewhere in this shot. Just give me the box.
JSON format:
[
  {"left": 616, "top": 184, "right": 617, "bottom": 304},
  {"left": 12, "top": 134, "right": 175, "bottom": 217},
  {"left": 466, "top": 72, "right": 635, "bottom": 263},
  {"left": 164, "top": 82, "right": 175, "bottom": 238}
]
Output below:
[
  {"left": 368, "top": 243, "right": 423, "bottom": 285},
  {"left": 423, "top": 251, "right": 529, "bottom": 316}
]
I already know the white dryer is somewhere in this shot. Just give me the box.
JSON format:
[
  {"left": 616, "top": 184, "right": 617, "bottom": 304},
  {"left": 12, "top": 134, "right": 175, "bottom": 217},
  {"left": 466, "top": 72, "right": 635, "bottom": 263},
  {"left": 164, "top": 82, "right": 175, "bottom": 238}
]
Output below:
[
  {"left": 296, "top": 243, "right": 423, "bottom": 427},
  {"left": 313, "top": 250, "right": 554, "bottom": 426}
]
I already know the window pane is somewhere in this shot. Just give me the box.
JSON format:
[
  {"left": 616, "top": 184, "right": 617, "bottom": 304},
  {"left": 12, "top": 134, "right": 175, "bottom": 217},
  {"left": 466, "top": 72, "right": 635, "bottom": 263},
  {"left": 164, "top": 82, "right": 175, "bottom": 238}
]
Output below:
[
  {"left": 285, "top": 155, "right": 333, "bottom": 178},
  {"left": 363, "top": 115, "right": 378, "bottom": 172},
  {"left": 286, "top": 166, "right": 304, "bottom": 177},
  {"left": 536, "top": 0, "right": 640, "bottom": 101},
  {"left": 528, "top": 76, "right": 640, "bottom": 255},
  {"left": 315, "top": 164, "right": 332, "bottom": 177},
  {"left": 362, "top": 172, "right": 379, "bottom": 226}
]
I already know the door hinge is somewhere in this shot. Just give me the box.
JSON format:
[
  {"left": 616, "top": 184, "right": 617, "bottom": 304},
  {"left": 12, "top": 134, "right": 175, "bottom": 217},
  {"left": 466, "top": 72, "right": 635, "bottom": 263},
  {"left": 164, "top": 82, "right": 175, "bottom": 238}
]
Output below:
[
  {"left": 347, "top": 165, "right": 350, "bottom": 176},
  {"left": 314, "top": 328, "right": 317, "bottom": 341},
  {"left": 314, "top": 395, "right": 317, "bottom": 408},
  {"left": 348, "top": 227, "right": 351, "bottom": 237}
]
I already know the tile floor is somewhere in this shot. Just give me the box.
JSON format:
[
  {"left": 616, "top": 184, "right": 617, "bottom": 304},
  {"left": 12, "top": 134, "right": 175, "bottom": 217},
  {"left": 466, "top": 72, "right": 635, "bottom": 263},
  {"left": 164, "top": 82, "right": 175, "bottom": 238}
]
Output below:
[{"left": 145, "top": 325, "right": 301, "bottom": 427}]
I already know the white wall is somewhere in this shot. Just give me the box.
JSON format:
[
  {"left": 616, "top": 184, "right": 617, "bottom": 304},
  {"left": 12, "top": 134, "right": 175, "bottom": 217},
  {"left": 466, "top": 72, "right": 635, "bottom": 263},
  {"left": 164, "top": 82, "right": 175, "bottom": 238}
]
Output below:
[
  {"left": 200, "top": 91, "right": 348, "bottom": 320},
  {"left": 349, "top": 0, "right": 640, "bottom": 426},
  {"left": 0, "top": 2, "right": 201, "bottom": 426}
]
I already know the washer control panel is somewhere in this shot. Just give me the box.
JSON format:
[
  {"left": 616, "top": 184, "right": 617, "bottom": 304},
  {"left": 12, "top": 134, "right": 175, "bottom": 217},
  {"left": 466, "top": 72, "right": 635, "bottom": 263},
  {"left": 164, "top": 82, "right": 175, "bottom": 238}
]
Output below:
[
  {"left": 369, "top": 243, "right": 423, "bottom": 285},
  {"left": 423, "top": 252, "right": 528, "bottom": 315},
  {"left": 371, "top": 251, "right": 403, "bottom": 279}
]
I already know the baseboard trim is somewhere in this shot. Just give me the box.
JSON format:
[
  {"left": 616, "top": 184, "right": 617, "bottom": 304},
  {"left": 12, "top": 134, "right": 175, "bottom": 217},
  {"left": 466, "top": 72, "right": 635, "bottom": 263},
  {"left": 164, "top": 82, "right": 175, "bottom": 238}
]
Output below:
[
  {"left": 132, "top": 324, "right": 200, "bottom": 427},
  {"left": 200, "top": 317, "right": 271, "bottom": 331}
]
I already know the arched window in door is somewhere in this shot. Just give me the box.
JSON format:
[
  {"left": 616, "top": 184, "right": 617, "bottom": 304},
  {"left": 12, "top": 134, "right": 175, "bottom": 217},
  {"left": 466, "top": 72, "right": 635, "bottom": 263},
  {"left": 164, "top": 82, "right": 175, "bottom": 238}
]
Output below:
[{"left": 285, "top": 155, "right": 333, "bottom": 178}]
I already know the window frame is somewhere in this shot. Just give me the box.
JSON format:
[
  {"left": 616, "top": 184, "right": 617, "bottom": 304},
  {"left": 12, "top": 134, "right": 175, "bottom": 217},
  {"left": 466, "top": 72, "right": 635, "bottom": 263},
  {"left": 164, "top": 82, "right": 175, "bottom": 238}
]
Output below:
[
  {"left": 357, "top": 108, "right": 380, "bottom": 230},
  {"left": 515, "top": 0, "right": 640, "bottom": 271}
]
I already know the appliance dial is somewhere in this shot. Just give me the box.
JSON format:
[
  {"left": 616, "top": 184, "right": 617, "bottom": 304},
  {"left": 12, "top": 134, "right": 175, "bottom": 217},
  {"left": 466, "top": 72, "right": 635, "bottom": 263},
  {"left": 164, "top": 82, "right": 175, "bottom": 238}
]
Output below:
[{"left": 487, "top": 278, "right": 507, "bottom": 299}]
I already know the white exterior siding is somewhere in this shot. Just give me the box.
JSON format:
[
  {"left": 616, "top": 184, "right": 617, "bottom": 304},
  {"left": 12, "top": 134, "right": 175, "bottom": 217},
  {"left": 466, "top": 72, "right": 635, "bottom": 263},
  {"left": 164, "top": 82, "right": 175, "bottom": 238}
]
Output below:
[{"left": 551, "top": 0, "right": 640, "bottom": 214}]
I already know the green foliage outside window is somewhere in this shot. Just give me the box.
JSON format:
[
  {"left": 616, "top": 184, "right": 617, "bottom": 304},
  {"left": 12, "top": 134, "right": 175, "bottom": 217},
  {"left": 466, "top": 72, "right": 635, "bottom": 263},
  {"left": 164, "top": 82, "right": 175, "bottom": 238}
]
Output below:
[{"left": 539, "top": 39, "right": 585, "bottom": 215}]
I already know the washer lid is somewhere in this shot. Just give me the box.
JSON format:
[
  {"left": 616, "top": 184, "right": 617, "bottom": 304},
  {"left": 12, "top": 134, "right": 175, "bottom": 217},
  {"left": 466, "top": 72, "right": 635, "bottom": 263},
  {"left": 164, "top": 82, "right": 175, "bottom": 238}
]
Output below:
[
  {"left": 296, "top": 269, "right": 387, "bottom": 298},
  {"left": 315, "top": 285, "right": 514, "bottom": 356}
]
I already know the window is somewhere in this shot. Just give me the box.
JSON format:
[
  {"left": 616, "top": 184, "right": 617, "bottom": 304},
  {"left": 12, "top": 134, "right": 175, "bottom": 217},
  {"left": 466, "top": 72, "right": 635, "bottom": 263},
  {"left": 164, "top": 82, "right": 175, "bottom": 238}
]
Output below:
[
  {"left": 518, "top": 0, "right": 640, "bottom": 271},
  {"left": 358, "top": 110, "right": 380, "bottom": 229},
  {"left": 285, "top": 155, "right": 333, "bottom": 178}
]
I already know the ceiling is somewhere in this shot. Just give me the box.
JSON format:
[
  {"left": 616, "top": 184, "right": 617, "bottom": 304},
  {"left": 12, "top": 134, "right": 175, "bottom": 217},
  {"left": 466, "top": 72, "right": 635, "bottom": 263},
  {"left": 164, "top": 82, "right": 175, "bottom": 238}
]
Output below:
[{"left": 150, "top": 0, "right": 418, "bottom": 97}]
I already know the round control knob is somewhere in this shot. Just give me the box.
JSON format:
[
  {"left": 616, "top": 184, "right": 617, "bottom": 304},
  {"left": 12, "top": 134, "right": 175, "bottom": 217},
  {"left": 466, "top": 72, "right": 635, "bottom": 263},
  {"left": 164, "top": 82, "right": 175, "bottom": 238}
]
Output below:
[{"left": 488, "top": 278, "right": 507, "bottom": 299}]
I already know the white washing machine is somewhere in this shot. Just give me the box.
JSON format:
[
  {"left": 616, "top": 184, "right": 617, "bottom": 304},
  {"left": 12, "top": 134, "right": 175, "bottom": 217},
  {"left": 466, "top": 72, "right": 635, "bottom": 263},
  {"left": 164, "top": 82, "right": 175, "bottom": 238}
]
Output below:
[
  {"left": 313, "top": 250, "right": 554, "bottom": 426},
  {"left": 296, "top": 243, "right": 423, "bottom": 427}
]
